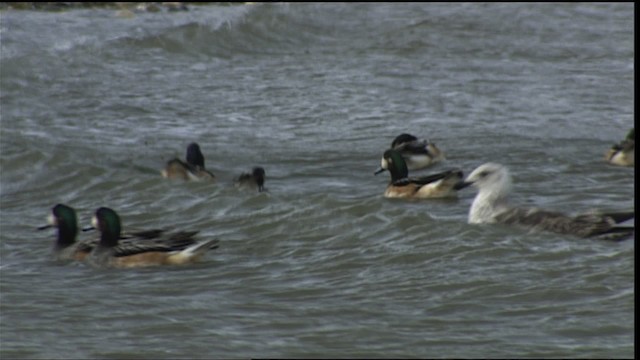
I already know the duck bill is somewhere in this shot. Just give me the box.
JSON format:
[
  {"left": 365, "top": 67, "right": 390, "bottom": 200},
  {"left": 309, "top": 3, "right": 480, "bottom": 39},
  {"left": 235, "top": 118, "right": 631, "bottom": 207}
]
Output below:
[
  {"left": 37, "top": 224, "right": 52, "bottom": 230},
  {"left": 374, "top": 167, "right": 386, "bottom": 175},
  {"left": 453, "top": 181, "right": 473, "bottom": 191},
  {"left": 82, "top": 226, "right": 96, "bottom": 232}
]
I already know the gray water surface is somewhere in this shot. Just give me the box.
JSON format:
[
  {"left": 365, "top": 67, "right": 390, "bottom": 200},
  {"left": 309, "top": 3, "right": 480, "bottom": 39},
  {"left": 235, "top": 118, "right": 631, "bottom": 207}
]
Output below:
[{"left": 0, "top": 3, "right": 634, "bottom": 359}]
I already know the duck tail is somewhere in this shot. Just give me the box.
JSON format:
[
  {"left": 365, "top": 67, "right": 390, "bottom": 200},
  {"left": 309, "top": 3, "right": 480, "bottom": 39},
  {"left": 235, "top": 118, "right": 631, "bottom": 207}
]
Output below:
[
  {"left": 167, "top": 238, "right": 219, "bottom": 264},
  {"left": 185, "top": 238, "right": 220, "bottom": 255},
  {"left": 604, "top": 211, "right": 635, "bottom": 224}
]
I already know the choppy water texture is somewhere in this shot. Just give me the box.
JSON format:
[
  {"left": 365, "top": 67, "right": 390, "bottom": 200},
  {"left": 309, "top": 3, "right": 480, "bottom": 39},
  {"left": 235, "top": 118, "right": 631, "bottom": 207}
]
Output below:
[{"left": 0, "top": 3, "right": 634, "bottom": 359}]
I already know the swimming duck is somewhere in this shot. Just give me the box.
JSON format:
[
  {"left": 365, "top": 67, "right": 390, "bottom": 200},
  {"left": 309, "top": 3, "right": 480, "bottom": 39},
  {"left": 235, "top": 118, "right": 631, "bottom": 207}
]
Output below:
[
  {"left": 39, "top": 204, "right": 202, "bottom": 262},
  {"left": 387, "top": 133, "right": 445, "bottom": 171},
  {"left": 38, "top": 204, "right": 89, "bottom": 261},
  {"left": 235, "top": 167, "right": 266, "bottom": 192},
  {"left": 605, "top": 128, "right": 634, "bottom": 167},
  {"left": 374, "top": 149, "right": 463, "bottom": 199},
  {"left": 161, "top": 143, "right": 215, "bottom": 181},
  {"left": 87, "top": 207, "right": 219, "bottom": 268},
  {"left": 454, "top": 162, "right": 634, "bottom": 241}
]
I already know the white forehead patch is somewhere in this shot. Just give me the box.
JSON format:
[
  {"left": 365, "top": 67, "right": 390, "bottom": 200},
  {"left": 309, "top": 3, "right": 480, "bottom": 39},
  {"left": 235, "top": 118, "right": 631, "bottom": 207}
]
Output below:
[
  {"left": 91, "top": 215, "right": 98, "bottom": 228},
  {"left": 47, "top": 213, "right": 57, "bottom": 226},
  {"left": 381, "top": 157, "right": 389, "bottom": 170}
]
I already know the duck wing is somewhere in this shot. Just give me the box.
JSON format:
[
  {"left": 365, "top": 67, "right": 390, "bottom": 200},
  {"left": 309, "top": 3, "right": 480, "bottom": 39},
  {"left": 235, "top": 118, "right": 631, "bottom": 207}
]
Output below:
[
  {"left": 401, "top": 169, "right": 462, "bottom": 186},
  {"left": 395, "top": 140, "right": 430, "bottom": 155}
]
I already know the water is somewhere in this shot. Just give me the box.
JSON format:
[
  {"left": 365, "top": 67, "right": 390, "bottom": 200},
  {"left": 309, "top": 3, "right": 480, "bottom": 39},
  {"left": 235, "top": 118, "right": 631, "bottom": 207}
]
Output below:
[{"left": 0, "top": 3, "right": 634, "bottom": 358}]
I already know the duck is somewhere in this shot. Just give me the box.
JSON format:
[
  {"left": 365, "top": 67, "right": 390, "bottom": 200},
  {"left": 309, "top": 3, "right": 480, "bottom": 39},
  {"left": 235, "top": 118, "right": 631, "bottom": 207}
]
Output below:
[
  {"left": 374, "top": 149, "right": 464, "bottom": 199},
  {"left": 605, "top": 128, "right": 634, "bottom": 167},
  {"left": 86, "top": 207, "right": 219, "bottom": 268},
  {"left": 38, "top": 204, "right": 90, "bottom": 261},
  {"left": 386, "top": 133, "right": 445, "bottom": 171},
  {"left": 161, "top": 142, "right": 215, "bottom": 181},
  {"left": 235, "top": 167, "right": 266, "bottom": 192},
  {"left": 454, "top": 162, "right": 634, "bottom": 241},
  {"left": 38, "top": 204, "right": 202, "bottom": 262}
]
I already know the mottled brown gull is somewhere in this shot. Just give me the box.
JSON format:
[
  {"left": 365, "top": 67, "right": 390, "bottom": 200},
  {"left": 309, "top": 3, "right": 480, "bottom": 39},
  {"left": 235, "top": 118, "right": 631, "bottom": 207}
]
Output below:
[{"left": 455, "top": 163, "right": 634, "bottom": 241}]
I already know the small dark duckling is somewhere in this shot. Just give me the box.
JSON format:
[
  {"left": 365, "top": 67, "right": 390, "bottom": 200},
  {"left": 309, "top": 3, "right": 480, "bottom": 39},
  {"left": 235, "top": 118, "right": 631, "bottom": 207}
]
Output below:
[{"left": 235, "top": 167, "right": 266, "bottom": 192}]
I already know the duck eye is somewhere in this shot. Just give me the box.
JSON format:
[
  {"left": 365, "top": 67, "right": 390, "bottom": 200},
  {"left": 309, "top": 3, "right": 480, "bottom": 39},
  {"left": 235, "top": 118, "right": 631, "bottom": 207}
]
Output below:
[{"left": 478, "top": 171, "right": 490, "bottom": 178}]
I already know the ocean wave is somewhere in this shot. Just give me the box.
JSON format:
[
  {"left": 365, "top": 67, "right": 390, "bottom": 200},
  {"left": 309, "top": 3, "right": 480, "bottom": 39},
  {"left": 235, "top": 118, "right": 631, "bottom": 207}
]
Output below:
[{"left": 107, "top": 3, "right": 350, "bottom": 58}]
